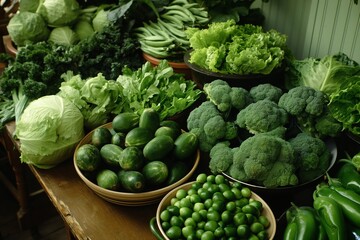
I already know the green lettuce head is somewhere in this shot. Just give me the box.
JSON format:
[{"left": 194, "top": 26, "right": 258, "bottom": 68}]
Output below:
[
  {"left": 7, "top": 11, "right": 50, "bottom": 47},
  {"left": 37, "top": 0, "right": 81, "bottom": 27},
  {"left": 16, "top": 95, "right": 84, "bottom": 169}
]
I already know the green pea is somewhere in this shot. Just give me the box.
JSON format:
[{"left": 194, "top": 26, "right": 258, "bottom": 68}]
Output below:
[
  {"left": 201, "top": 231, "right": 215, "bottom": 240},
  {"left": 250, "top": 222, "right": 265, "bottom": 234},
  {"left": 258, "top": 215, "right": 270, "bottom": 228},
  {"left": 166, "top": 225, "right": 182, "bottom": 239},
  {"left": 160, "top": 209, "right": 171, "bottom": 222},
  {"left": 237, "top": 224, "right": 250, "bottom": 237},
  {"left": 233, "top": 212, "right": 248, "bottom": 226},
  {"left": 241, "top": 187, "right": 252, "bottom": 198},
  {"left": 182, "top": 225, "right": 195, "bottom": 239},
  {"left": 204, "top": 220, "right": 218, "bottom": 232}
]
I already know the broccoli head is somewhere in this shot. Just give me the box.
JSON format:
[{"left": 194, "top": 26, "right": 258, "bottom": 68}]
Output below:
[
  {"left": 228, "top": 131, "right": 298, "bottom": 188},
  {"left": 203, "top": 79, "right": 253, "bottom": 113},
  {"left": 278, "top": 86, "right": 327, "bottom": 116},
  {"left": 235, "top": 99, "right": 288, "bottom": 134},
  {"left": 249, "top": 83, "right": 283, "bottom": 103},
  {"left": 209, "top": 141, "right": 235, "bottom": 174},
  {"left": 289, "top": 132, "right": 331, "bottom": 183},
  {"left": 187, "top": 101, "right": 237, "bottom": 152}
]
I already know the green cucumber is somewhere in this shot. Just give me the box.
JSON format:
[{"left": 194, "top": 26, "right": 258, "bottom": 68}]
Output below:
[
  {"left": 155, "top": 126, "right": 180, "bottom": 140},
  {"left": 118, "top": 170, "right": 146, "bottom": 193},
  {"left": 96, "top": 169, "right": 119, "bottom": 190},
  {"left": 139, "top": 108, "right": 160, "bottom": 133},
  {"left": 75, "top": 144, "right": 102, "bottom": 172},
  {"left": 92, "top": 127, "right": 112, "bottom": 148},
  {"left": 142, "top": 161, "right": 168, "bottom": 186},
  {"left": 173, "top": 132, "right": 199, "bottom": 160},
  {"left": 143, "top": 135, "right": 174, "bottom": 161},
  {"left": 125, "top": 127, "right": 153, "bottom": 148},
  {"left": 112, "top": 112, "right": 139, "bottom": 133},
  {"left": 100, "top": 144, "right": 123, "bottom": 167},
  {"left": 118, "top": 146, "right": 144, "bottom": 171}
]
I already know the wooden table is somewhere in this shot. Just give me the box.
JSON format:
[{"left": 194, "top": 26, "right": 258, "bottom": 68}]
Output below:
[{"left": 3, "top": 122, "right": 159, "bottom": 240}]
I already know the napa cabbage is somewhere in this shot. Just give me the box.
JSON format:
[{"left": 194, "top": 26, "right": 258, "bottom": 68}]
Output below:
[{"left": 15, "top": 95, "right": 84, "bottom": 169}]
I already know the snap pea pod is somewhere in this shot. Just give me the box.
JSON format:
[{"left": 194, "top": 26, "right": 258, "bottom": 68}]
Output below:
[
  {"left": 315, "top": 185, "right": 360, "bottom": 228},
  {"left": 313, "top": 196, "right": 347, "bottom": 240}
]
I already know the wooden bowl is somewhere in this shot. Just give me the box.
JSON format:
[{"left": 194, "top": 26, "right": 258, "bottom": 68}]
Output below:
[
  {"left": 154, "top": 181, "right": 277, "bottom": 240},
  {"left": 73, "top": 122, "right": 201, "bottom": 206}
]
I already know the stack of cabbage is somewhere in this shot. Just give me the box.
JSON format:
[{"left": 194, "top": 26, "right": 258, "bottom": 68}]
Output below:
[{"left": 7, "top": 0, "right": 112, "bottom": 47}]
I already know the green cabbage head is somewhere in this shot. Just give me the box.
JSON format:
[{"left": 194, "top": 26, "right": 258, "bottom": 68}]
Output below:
[
  {"left": 7, "top": 11, "right": 50, "bottom": 47},
  {"left": 37, "top": 0, "right": 81, "bottom": 27},
  {"left": 16, "top": 95, "right": 84, "bottom": 169}
]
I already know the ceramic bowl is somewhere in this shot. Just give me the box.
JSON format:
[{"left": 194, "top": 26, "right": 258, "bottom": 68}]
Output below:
[
  {"left": 73, "top": 122, "right": 200, "bottom": 206},
  {"left": 152, "top": 181, "right": 277, "bottom": 240}
]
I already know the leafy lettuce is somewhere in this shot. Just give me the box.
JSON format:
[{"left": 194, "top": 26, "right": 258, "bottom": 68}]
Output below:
[{"left": 186, "top": 20, "right": 287, "bottom": 75}]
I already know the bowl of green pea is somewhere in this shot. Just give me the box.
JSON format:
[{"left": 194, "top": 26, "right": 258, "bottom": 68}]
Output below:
[{"left": 150, "top": 173, "right": 276, "bottom": 240}]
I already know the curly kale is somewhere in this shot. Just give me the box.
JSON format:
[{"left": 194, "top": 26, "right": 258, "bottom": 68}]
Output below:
[
  {"left": 235, "top": 99, "right": 288, "bottom": 134},
  {"left": 289, "top": 132, "right": 332, "bottom": 183}
]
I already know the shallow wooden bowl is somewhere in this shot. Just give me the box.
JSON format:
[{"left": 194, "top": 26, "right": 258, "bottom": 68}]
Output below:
[{"left": 73, "top": 122, "right": 200, "bottom": 206}]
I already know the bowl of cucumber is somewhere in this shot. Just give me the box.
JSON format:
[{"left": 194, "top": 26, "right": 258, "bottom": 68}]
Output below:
[{"left": 73, "top": 111, "right": 201, "bottom": 206}]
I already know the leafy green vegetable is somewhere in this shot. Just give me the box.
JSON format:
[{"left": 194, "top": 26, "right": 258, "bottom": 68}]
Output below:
[
  {"left": 284, "top": 53, "right": 360, "bottom": 95},
  {"left": 328, "top": 77, "right": 360, "bottom": 135},
  {"left": 36, "top": 0, "right": 81, "bottom": 27},
  {"left": 58, "top": 71, "right": 127, "bottom": 130},
  {"left": 15, "top": 95, "right": 84, "bottom": 169},
  {"left": 48, "top": 26, "right": 79, "bottom": 46},
  {"left": 117, "top": 60, "right": 202, "bottom": 120},
  {"left": 186, "top": 20, "right": 287, "bottom": 75},
  {"left": 6, "top": 11, "right": 50, "bottom": 47}
]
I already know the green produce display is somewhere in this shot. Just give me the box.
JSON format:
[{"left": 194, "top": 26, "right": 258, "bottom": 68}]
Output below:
[
  {"left": 156, "top": 173, "right": 273, "bottom": 240},
  {"left": 74, "top": 108, "right": 199, "bottom": 193}
]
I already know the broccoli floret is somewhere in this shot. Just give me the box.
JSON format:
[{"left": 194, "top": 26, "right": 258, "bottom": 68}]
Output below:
[
  {"left": 289, "top": 132, "right": 331, "bottom": 183},
  {"left": 250, "top": 83, "right": 283, "bottom": 103},
  {"left": 229, "top": 132, "right": 298, "bottom": 188},
  {"left": 235, "top": 99, "right": 288, "bottom": 134},
  {"left": 187, "top": 101, "right": 237, "bottom": 152},
  {"left": 203, "top": 79, "right": 253, "bottom": 113},
  {"left": 262, "top": 162, "right": 299, "bottom": 188},
  {"left": 224, "top": 122, "right": 238, "bottom": 140},
  {"left": 314, "top": 111, "right": 343, "bottom": 138},
  {"left": 278, "top": 86, "right": 327, "bottom": 116},
  {"left": 209, "top": 141, "right": 234, "bottom": 174},
  {"left": 278, "top": 86, "right": 340, "bottom": 138}
]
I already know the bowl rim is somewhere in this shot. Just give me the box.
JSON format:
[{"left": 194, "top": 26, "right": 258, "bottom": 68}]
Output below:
[
  {"left": 156, "top": 181, "right": 277, "bottom": 240},
  {"left": 222, "top": 138, "right": 337, "bottom": 190},
  {"left": 73, "top": 122, "right": 200, "bottom": 200}
]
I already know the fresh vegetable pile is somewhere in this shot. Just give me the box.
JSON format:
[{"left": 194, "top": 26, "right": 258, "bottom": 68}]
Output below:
[
  {"left": 75, "top": 108, "right": 199, "bottom": 193},
  {"left": 285, "top": 52, "right": 360, "bottom": 136},
  {"left": 156, "top": 173, "right": 273, "bottom": 240},
  {"left": 282, "top": 154, "right": 360, "bottom": 239},
  {"left": 185, "top": 19, "right": 287, "bottom": 75},
  {"left": 186, "top": 79, "right": 339, "bottom": 188}
]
